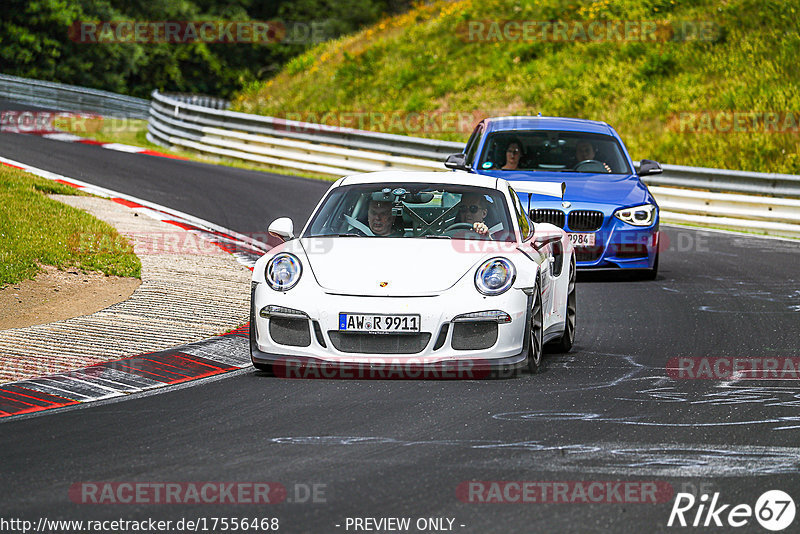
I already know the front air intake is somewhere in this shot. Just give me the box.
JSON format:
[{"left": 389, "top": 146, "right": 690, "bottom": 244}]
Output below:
[
  {"left": 269, "top": 317, "right": 311, "bottom": 347},
  {"left": 567, "top": 210, "right": 604, "bottom": 231}
]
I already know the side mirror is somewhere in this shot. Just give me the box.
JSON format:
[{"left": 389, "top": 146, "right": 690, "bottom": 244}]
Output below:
[
  {"left": 532, "top": 234, "right": 561, "bottom": 251},
  {"left": 268, "top": 217, "right": 294, "bottom": 242},
  {"left": 444, "top": 153, "right": 470, "bottom": 171},
  {"left": 638, "top": 159, "right": 663, "bottom": 177}
]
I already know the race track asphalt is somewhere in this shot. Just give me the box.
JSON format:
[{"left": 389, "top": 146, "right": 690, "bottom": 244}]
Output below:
[{"left": 1, "top": 127, "right": 799, "bottom": 533}]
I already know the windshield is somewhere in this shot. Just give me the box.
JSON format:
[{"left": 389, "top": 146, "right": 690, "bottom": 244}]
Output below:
[
  {"left": 478, "top": 131, "right": 632, "bottom": 174},
  {"left": 303, "top": 183, "right": 516, "bottom": 242}
]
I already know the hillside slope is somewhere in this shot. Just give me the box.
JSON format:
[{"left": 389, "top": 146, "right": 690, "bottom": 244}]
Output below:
[{"left": 233, "top": 0, "right": 800, "bottom": 174}]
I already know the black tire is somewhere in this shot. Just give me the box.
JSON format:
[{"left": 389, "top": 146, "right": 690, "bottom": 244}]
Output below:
[
  {"left": 253, "top": 361, "right": 274, "bottom": 373},
  {"left": 641, "top": 250, "right": 659, "bottom": 280},
  {"left": 549, "top": 257, "right": 576, "bottom": 353},
  {"left": 249, "top": 307, "right": 273, "bottom": 374},
  {"left": 526, "top": 279, "right": 544, "bottom": 374}
]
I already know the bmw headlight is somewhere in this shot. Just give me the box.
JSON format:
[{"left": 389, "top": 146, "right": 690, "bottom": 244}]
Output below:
[
  {"left": 475, "top": 258, "right": 516, "bottom": 296},
  {"left": 614, "top": 204, "right": 657, "bottom": 226},
  {"left": 265, "top": 253, "right": 302, "bottom": 291}
]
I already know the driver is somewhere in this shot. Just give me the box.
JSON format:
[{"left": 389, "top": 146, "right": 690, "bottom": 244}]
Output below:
[
  {"left": 368, "top": 200, "right": 403, "bottom": 236},
  {"left": 456, "top": 193, "right": 490, "bottom": 236},
  {"left": 574, "top": 140, "right": 612, "bottom": 173}
]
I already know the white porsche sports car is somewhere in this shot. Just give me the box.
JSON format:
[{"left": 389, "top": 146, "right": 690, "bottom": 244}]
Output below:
[{"left": 250, "top": 171, "right": 576, "bottom": 377}]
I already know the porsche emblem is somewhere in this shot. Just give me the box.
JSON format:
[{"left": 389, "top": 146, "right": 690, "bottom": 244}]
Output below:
[{"left": 379, "top": 281, "right": 389, "bottom": 287}]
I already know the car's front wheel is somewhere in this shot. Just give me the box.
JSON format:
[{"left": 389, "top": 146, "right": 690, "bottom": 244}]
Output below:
[
  {"left": 526, "top": 279, "right": 544, "bottom": 374},
  {"left": 548, "top": 257, "right": 576, "bottom": 353},
  {"left": 249, "top": 307, "right": 273, "bottom": 374},
  {"left": 642, "top": 250, "right": 659, "bottom": 280},
  {"left": 635, "top": 249, "right": 660, "bottom": 281}
]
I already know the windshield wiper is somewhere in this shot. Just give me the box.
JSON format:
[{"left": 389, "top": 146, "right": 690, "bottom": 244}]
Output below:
[
  {"left": 424, "top": 235, "right": 450, "bottom": 239},
  {"left": 335, "top": 233, "right": 363, "bottom": 237}
]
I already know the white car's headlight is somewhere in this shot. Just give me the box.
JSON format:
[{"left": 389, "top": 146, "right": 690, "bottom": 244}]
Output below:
[
  {"left": 475, "top": 258, "right": 516, "bottom": 296},
  {"left": 614, "top": 204, "right": 657, "bottom": 226},
  {"left": 265, "top": 253, "right": 302, "bottom": 291}
]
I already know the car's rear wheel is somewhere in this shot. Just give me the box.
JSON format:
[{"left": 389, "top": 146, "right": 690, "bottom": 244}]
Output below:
[
  {"left": 549, "top": 257, "right": 576, "bottom": 353},
  {"left": 526, "top": 279, "right": 544, "bottom": 374}
]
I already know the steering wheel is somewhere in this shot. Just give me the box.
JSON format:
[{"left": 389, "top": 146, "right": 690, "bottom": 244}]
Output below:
[
  {"left": 348, "top": 226, "right": 369, "bottom": 236},
  {"left": 443, "top": 222, "right": 475, "bottom": 232},
  {"left": 343, "top": 214, "right": 374, "bottom": 236},
  {"left": 573, "top": 159, "right": 609, "bottom": 172}
]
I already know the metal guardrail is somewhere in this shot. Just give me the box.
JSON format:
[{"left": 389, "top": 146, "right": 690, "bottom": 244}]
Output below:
[
  {"left": 147, "top": 90, "right": 463, "bottom": 166},
  {"left": 161, "top": 93, "right": 230, "bottom": 110},
  {"left": 642, "top": 163, "right": 800, "bottom": 199},
  {"left": 0, "top": 74, "right": 150, "bottom": 119}
]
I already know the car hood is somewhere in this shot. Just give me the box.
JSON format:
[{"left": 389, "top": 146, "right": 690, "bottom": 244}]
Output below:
[
  {"left": 298, "top": 237, "right": 490, "bottom": 296},
  {"left": 484, "top": 170, "right": 653, "bottom": 207}
]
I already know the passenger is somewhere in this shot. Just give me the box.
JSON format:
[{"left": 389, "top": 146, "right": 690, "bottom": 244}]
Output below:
[{"left": 500, "top": 139, "right": 524, "bottom": 170}]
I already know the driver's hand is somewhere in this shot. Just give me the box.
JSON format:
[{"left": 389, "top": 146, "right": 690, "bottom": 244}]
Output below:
[
  {"left": 603, "top": 163, "right": 612, "bottom": 173},
  {"left": 473, "top": 222, "right": 489, "bottom": 235}
]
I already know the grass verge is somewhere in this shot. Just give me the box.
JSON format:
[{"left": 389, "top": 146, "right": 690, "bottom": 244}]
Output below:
[{"left": 0, "top": 165, "right": 141, "bottom": 287}]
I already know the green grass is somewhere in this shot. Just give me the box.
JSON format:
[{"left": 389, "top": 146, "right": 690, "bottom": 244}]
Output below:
[
  {"left": 59, "top": 117, "right": 195, "bottom": 158},
  {"left": 55, "top": 117, "right": 150, "bottom": 147},
  {"left": 0, "top": 165, "right": 141, "bottom": 287},
  {"left": 232, "top": 0, "right": 800, "bottom": 175}
]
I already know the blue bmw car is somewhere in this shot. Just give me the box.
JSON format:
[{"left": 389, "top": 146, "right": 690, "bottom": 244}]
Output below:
[{"left": 445, "top": 116, "right": 663, "bottom": 278}]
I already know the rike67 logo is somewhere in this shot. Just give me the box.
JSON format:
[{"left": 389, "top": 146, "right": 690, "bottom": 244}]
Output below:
[{"left": 668, "top": 490, "right": 796, "bottom": 531}]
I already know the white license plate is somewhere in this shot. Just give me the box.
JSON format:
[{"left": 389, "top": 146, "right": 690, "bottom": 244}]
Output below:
[
  {"left": 339, "top": 313, "right": 420, "bottom": 333},
  {"left": 568, "top": 233, "right": 596, "bottom": 246}
]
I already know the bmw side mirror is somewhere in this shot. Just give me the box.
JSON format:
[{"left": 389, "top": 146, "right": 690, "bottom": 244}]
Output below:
[
  {"left": 444, "top": 153, "right": 470, "bottom": 171},
  {"left": 268, "top": 217, "right": 294, "bottom": 242},
  {"left": 638, "top": 159, "right": 663, "bottom": 177}
]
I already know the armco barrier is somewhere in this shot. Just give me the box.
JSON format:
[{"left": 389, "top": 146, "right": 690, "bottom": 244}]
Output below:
[
  {"left": 146, "top": 90, "right": 462, "bottom": 172},
  {"left": 0, "top": 74, "right": 150, "bottom": 119}
]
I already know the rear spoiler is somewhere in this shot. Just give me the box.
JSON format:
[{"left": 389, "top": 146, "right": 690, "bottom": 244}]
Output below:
[
  {"left": 511, "top": 181, "right": 566, "bottom": 199},
  {"left": 511, "top": 181, "right": 566, "bottom": 214}
]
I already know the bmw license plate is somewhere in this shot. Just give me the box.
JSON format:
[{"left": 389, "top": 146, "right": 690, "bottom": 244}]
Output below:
[
  {"left": 568, "top": 233, "right": 596, "bottom": 246},
  {"left": 339, "top": 313, "right": 420, "bottom": 333}
]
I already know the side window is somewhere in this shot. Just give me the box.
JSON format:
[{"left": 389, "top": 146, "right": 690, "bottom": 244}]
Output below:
[
  {"left": 464, "top": 124, "right": 484, "bottom": 168},
  {"left": 507, "top": 187, "right": 533, "bottom": 241}
]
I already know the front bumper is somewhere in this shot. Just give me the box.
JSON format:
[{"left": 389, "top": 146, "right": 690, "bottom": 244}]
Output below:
[
  {"left": 574, "top": 223, "right": 659, "bottom": 270},
  {"left": 249, "top": 282, "right": 532, "bottom": 376}
]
